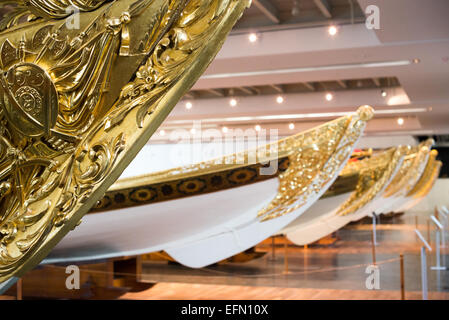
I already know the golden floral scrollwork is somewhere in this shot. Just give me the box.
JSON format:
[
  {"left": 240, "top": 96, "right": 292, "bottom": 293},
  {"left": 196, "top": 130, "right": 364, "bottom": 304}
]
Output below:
[
  {"left": 0, "top": 0, "right": 251, "bottom": 282},
  {"left": 383, "top": 139, "right": 434, "bottom": 198},
  {"left": 335, "top": 146, "right": 407, "bottom": 217},
  {"left": 257, "top": 105, "right": 374, "bottom": 222},
  {"left": 407, "top": 150, "right": 439, "bottom": 198},
  {"left": 415, "top": 161, "right": 441, "bottom": 199},
  {"left": 1, "top": 0, "right": 109, "bottom": 24}
]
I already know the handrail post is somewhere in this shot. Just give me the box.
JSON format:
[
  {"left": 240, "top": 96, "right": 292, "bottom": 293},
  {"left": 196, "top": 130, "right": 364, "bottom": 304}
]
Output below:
[
  {"left": 415, "top": 229, "right": 431, "bottom": 300},
  {"left": 400, "top": 253, "right": 405, "bottom": 300},
  {"left": 420, "top": 246, "right": 428, "bottom": 300},
  {"left": 372, "top": 212, "right": 378, "bottom": 246},
  {"left": 430, "top": 215, "right": 447, "bottom": 270}
]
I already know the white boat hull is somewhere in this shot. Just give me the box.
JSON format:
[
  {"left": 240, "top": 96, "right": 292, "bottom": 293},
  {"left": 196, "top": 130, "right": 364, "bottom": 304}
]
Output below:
[
  {"left": 45, "top": 179, "right": 278, "bottom": 264},
  {"left": 166, "top": 160, "right": 347, "bottom": 268}
]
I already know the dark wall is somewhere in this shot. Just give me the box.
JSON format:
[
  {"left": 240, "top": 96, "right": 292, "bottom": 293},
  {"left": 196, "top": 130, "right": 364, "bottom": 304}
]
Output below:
[
  {"left": 434, "top": 147, "right": 449, "bottom": 178},
  {"left": 417, "top": 136, "right": 449, "bottom": 178}
]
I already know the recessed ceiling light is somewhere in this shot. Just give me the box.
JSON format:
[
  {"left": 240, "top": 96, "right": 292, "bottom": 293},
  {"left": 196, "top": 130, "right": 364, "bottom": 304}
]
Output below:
[
  {"left": 160, "top": 130, "right": 166, "bottom": 136},
  {"left": 397, "top": 117, "right": 404, "bottom": 126},
  {"left": 222, "top": 126, "right": 228, "bottom": 133},
  {"left": 276, "top": 95, "right": 284, "bottom": 104},
  {"left": 229, "top": 98, "right": 238, "bottom": 107},
  {"left": 328, "top": 25, "right": 338, "bottom": 36},
  {"left": 325, "top": 92, "right": 333, "bottom": 101},
  {"left": 248, "top": 33, "right": 258, "bottom": 43},
  {"left": 413, "top": 58, "right": 420, "bottom": 64},
  {"left": 185, "top": 101, "right": 193, "bottom": 110},
  {"left": 190, "top": 128, "right": 196, "bottom": 134},
  {"left": 255, "top": 124, "right": 261, "bottom": 132},
  {"left": 381, "top": 90, "right": 387, "bottom": 97},
  {"left": 289, "top": 123, "right": 295, "bottom": 130}
]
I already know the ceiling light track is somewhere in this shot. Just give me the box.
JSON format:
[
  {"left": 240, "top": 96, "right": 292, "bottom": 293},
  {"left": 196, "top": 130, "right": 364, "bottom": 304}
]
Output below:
[
  {"left": 201, "top": 60, "right": 412, "bottom": 80},
  {"left": 166, "top": 108, "right": 427, "bottom": 125}
]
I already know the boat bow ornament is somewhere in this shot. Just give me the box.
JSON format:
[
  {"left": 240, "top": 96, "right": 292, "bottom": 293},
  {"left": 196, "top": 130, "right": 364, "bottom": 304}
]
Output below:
[
  {"left": 257, "top": 105, "right": 373, "bottom": 222},
  {"left": 407, "top": 150, "right": 437, "bottom": 197},
  {"left": 383, "top": 139, "right": 434, "bottom": 199},
  {"left": 336, "top": 146, "right": 407, "bottom": 217},
  {"left": 0, "top": 0, "right": 251, "bottom": 282}
]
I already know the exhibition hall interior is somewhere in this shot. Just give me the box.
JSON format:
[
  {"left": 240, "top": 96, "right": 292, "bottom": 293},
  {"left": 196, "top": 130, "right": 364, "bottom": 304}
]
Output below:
[{"left": 0, "top": 0, "right": 448, "bottom": 301}]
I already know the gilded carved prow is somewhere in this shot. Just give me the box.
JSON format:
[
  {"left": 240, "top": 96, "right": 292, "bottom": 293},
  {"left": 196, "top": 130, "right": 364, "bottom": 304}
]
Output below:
[{"left": 0, "top": 0, "right": 251, "bottom": 282}]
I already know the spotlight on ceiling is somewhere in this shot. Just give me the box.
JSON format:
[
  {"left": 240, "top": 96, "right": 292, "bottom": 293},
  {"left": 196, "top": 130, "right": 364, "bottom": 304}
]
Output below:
[
  {"left": 229, "top": 98, "right": 238, "bottom": 107},
  {"left": 185, "top": 101, "right": 193, "bottom": 110},
  {"left": 190, "top": 128, "right": 196, "bottom": 134},
  {"left": 255, "top": 124, "right": 261, "bottom": 132},
  {"left": 248, "top": 33, "right": 258, "bottom": 43},
  {"left": 381, "top": 89, "right": 387, "bottom": 97},
  {"left": 222, "top": 126, "right": 228, "bottom": 133},
  {"left": 397, "top": 117, "right": 404, "bottom": 126},
  {"left": 328, "top": 25, "right": 338, "bottom": 36},
  {"left": 276, "top": 95, "right": 284, "bottom": 104},
  {"left": 325, "top": 92, "right": 333, "bottom": 101},
  {"left": 160, "top": 130, "right": 166, "bottom": 136},
  {"left": 413, "top": 58, "right": 421, "bottom": 64},
  {"left": 289, "top": 123, "right": 295, "bottom": 130}
]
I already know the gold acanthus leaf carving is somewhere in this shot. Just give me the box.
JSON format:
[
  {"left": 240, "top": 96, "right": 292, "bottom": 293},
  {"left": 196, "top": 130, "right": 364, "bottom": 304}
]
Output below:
[
  {"left": 257, "top": 105, "right": 373, "bottom": 222},
  {"left": 382, "top": 139, "right": 434, "bottom": 199},
  {"left": 1, "top": 0, "right": 110, "bottom": 22},
  {"left": 407, "top": 150, "right": 438, "bottom": 198},
  {"left": 415, "top": 161, "right": 441, "bottom": 199},
  {"left": 336, "top": 146, "right": 407, "bottom": 217},
  {"left": 0, "top": 0, "right": 251, "bottom": 282}
]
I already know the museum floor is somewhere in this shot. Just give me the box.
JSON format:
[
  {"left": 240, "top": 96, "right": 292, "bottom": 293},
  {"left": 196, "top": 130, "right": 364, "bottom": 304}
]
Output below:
[
  {"left": 2, "top": 209, "right": 448, "bottom": 300},
  {"left": 122, "top": 211, "right": 449, "bottom": 300}
]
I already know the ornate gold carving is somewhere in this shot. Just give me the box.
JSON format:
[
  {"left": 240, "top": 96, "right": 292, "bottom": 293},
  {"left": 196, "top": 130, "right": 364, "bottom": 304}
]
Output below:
[
  {"left": 416, "top": 161, "right": 441, "bottom": 199},
  {"left": 93, "top": 107, "right": 373, "bottom": 219},
  {"left": 383, "top": 139, "right": 434, "bottom": 198},
  {"left": 1, "top": 0, "right": 110, "bottom": 28},
  {"left": 336, "top": 146, "right": 407, "bottom": 216},
  {"left": 407, "top": 150, "right": 439, "bottom": 198},
  {"left": 0, "top": 0, "right": 251, "bottom": 282},
  {"left": 257, "top": 106, "right": 373, "bottom": 222}
]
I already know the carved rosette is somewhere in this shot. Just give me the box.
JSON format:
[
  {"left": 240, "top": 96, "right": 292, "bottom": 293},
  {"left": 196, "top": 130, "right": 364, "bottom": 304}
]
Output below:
[{"left": 0, "top": 0, "right": 251, "bottom": 282}]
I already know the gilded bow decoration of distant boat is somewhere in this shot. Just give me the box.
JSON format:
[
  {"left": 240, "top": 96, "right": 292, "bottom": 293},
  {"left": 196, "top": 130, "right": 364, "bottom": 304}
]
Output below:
[
  {"left": 0, "top": 0, "right": 251, "bottom": 282},
  {"left": 335, "top": 146, "right": 407, "bottom": 217}
]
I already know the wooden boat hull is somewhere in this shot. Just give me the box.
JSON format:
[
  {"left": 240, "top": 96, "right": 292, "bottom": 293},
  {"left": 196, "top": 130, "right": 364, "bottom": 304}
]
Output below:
[
  {"left": 165, "top": 131, "right": 369, "bottom": 267},
  {"left": 45, "top": 178, "right": 277, "bottom": 264},
  {"left": 45, "top": 108, "right": 373, "bottom": 267},
  {"left": 282, "top": 193, "right": 352, "bottom": 245},
  {"left": 285, "top": 147, "right": 406, "bottom": 245}
]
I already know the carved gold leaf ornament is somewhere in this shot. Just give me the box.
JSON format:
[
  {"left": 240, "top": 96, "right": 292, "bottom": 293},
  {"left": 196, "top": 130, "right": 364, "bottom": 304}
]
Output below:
[
  {"left": 416, "top": 160, "right": 441, "bottom": 199},
  {"left": 335, "top": 146, "right": 407, "bottom": 217},
  {"left": 407, "top": 150, "right": 439, "bottom": 198},
  {"left": 0, "top": 0, "right": 251, "bottom": 282},
  {"left": 257, "top": 105, "right": 373, "bottom": 222},
  {"left": 382, "top": 139, "right": 434, "bottom": 199},
  {"left": 0, "top": 0, "right": 109, "bottom": 24}
]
